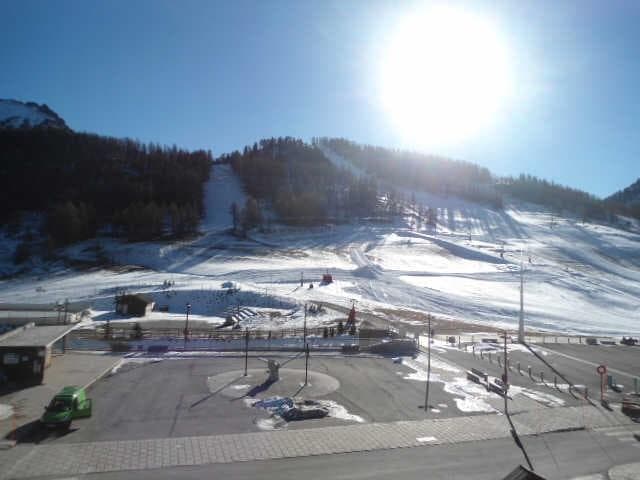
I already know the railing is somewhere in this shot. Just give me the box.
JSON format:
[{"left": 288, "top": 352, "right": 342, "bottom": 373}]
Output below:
[
  {"left": 65, "top": 326, "right": 398, "bottom": 353},
  {"left": 425, "top": 332, "right": 619, "bottom": 347}
]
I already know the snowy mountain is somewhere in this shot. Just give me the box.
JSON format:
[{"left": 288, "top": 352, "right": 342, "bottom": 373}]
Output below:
[
  {"left": 0, "top": 99, "right": 68, "bottom": 129},
  {"left": 1, "top": 134, "right": 639, "bottom": 337},
  {"left": 607, "top": 178, "right": 640, "bottom": 206}
]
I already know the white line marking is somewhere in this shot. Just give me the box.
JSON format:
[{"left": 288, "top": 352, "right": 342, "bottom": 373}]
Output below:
[{"left": 535, "top": 345, "right": 638, "bottom": 379}]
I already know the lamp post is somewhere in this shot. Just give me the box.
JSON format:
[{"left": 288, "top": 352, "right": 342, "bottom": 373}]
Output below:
[
  {"left": 183, "top": 302, "right": 191, "bottom": 345},
  {"left": 303, "top": 303, "right": 307, "bottom": 347},
  {"left": 424, "top": 314, "right": 431, "bottom": 412},
  {"left": 518, "top": 249, "right": 525, "bottom": 343}
]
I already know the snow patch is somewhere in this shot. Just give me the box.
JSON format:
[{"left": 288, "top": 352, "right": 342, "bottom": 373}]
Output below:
[
  {"left": 0, "top": 404, "right": 14, "bottom": 421},
  {"left": 317, "top": 399, "right": 365, "bottom": 423}
]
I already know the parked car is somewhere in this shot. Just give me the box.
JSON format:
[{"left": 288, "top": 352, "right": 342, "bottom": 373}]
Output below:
[
  {"left": 41, "top": 386, "right": 92, "bottom": 429},
  {"left": 621, "top": 394, "right": 640, "bottom": 416},
  {"left": 585, "top": 337, "right": 599, "bottom": 345}
]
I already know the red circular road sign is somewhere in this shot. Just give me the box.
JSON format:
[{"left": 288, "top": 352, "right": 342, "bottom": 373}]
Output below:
[{"left": 597, "top": 365, "right": 607, "bottom": 375}]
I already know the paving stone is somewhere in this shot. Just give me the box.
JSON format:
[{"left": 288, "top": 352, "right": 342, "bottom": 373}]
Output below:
[{"left": 0, "top": 404, "right": 635, "bottom": 479}]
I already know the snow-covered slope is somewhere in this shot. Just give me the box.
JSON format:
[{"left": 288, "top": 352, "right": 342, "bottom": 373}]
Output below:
[
  {"left": 1, "top": 148, "right": 639, "bottom": 336},
  {"left": 201, "top": 163, "right": 248, "bottom": 231},
  {"left": 0, "top": 99, "right": 68, "bottom": 129},
  {"left": 2, "top": 197, "right": 639, "bottom": 336}
]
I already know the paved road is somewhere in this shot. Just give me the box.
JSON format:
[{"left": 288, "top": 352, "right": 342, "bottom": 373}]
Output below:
[
  {"left": 32, "top": 429, "right": 640, "bottom": 480},
  {"left": 423, "top": 340, "right": 639, "bottom": 405},
  {"left": 423, "top": 343, "right": 584, "bottom": 405},
  {"left": 540, "top": 344, "right": 640, "bottom": 379}
]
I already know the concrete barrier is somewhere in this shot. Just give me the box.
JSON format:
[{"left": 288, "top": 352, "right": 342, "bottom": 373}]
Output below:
[{"left": 467, "top": 371, "right": 483, "bottom": 384}]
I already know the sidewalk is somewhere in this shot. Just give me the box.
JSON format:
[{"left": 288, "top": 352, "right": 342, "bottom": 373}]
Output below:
[
  {"left": 0, "top": 403, "right": 633, "bottom": 479},
  {"left": 0, "top": 353, "right": 122, "bottom": 441}
]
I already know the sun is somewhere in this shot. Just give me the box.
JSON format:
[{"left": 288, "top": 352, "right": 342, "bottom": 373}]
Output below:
[{"left": 378, "top": 6, "right": 512, "bottom": 147}]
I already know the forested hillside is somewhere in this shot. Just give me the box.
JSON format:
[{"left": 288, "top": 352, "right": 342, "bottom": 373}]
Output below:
[
  {"left": 219, "top": 137, "right": 379, "bottom": 226},
  {"left": 316, "top": 137, "right": 502, "bottom": 208},
  {"left": 316, "top": 137, "right": 635, "bottom": 221},
  {"left": 607, "top": 178, "right": 640, "bottom": 218},
  {"left": 497, "top": 174, "right": 616, "bottom": 220},
  {"left": 1, "top": 128, "right": 212, "bottom": 246}
]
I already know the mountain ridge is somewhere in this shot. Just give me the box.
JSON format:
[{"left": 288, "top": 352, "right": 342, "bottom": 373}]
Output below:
[
  {"left": 607, "top": 178, "right": 640, "bottom": 206},
  {"left": 0, "top": 98, "right": 68, "bottom": 129}
]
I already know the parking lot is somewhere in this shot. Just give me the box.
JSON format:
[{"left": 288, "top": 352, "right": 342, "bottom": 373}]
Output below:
[
  {"left": 23, "top": 353, "right": 474, "bottom": 444},
  {"left": 16, "top": 339, "right": 633, "bottom": 447}
]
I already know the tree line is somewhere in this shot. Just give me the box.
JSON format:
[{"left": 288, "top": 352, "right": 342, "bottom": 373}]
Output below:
[
  {"left": 1, "top": 128, "right": 212, "bottom": 254},
  {"left": 219, "top": 137, "right": 379, "bottom": 228},
  {"left": 316, "top": 137, "right": 638, "bottom": 222},
  {"left": 315, "top": 137, "right": 502, "bottom": 208},
  {"left": 497, "top": 174, "right": 621, "bottom": 221}
]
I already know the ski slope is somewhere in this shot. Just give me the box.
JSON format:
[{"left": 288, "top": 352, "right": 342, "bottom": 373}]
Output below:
[
  {"left": 201, "top": 163, "right": 247, "bottom": 231},
  {"left": 1, "top": 166, "right": 639, "bottom": 336}
]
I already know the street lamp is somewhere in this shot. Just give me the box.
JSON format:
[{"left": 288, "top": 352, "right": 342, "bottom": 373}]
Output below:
[
  {"left": 303, "top": 303, "right": 307, "bottom": 346},
  {"left": 183, "top": 303, "right": 191, "bottom": 344},
  {"left": 518, "top": 249, "right": 525, "bottom": 343}
]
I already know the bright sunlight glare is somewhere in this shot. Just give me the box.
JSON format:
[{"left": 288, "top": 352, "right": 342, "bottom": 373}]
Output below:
[{"left": 379, "top": 7, "right": 513, "bottom": 147}]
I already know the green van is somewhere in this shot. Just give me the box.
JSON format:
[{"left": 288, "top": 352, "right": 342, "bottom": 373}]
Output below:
[{"left": 41, "top": 386, "right": 92, "bottom": 429}]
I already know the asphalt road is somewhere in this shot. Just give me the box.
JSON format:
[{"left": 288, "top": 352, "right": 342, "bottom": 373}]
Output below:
[
  {"left": 432, "top": 342, "right": 639, "bottom": 405},
  {"left": 540, "top": 344, "right": 640, "bottom": 378},
  {"left": 47, "top": 429, "right": 640, "bottom": 480},
  {"left": 431, "top": 346, "right": 584, "bottom": 405},
  {"left": 23, "top": 354, "right": 470, "bottom": 445}
]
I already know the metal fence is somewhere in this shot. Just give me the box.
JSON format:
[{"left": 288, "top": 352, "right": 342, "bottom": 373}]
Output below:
[
  {"left": 65, "top": 326, "right": 398, "bottom": 353},
  {"left": 425, "top": 332, "right": 619, "bottom": 347}
]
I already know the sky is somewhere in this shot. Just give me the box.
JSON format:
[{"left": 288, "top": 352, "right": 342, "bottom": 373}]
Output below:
[{"left": 1, "top": 0, "right": 639, "bottom": 198}]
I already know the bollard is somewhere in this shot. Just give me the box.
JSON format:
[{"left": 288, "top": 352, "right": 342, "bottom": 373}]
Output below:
[
  {"left": 568, "top": 337, "right": 571, "bottom": 344},
  {"left": 480, "top": 350, "right": 483, "bottom": 359},
  {"left": 498, "top": 355, "right": 501, "bottom": 367},
  {"left": 458, "top": 336, "right": 461, "bottom": 349},
  {"left": 554, "top": 376, "right": 558, "bottom": 389},
  {"left": 579, "top": 336, "right": 582, "bottom": 344},
  {"left": 517, "top": 362, "right": 522, "bottom": 375},
  {"left": 584, "top": 387, "right": 589, "bottom": 399},
  {"left": 528, "top": 366, "right": 532, "bottom": 379},
  {"left": 540, "top": 371, "right": 544, "bottom": 383}
]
